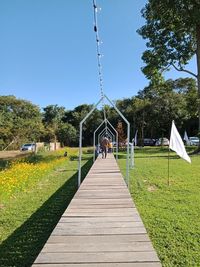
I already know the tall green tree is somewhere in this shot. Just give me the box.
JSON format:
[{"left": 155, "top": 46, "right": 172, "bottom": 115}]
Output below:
[
  {"left": 137, "top": 0, "right": 200, "bottom": 134},
  {"left": 0, "top": 95, "right": 43, "bottom": 149},
  {"left": 43, "top": 105, "right": 65, "bottom": 145},
  {"left": 63, "top": 104, "right": 103, "bottom": 146},
  {"left": 57, "top": 123, "right": 77, "bottom": 146}
]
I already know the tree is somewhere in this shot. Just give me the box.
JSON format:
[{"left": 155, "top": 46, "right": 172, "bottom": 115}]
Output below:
[
  {"left": 63, "top": 104, "right": 102, "bottom": 146},
  {"left": 116, "top": 121, "right": 126, "bottom": 146},
  {"left": 137, "top": 0, "right": 200, "bottom": 135},
  {"left": 57, "top": 123, "right": 77, "bottom": 146},
  {"left": 0, "top": 95, "right": 43, "bottom": 149},
  {"left": 43, "top": 105, "right": 65, "bottom": 147}
]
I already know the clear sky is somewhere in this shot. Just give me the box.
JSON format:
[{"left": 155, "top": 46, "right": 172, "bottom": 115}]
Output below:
[{"left": 0, "top": 0, "right": 197, "bottom": 110}]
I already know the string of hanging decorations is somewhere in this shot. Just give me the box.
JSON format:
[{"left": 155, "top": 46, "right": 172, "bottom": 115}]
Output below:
[{"left": 92, "top": 0, "right": 107, "bottom": 123}]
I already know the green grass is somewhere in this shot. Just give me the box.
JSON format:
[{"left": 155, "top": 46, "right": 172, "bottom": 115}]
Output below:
[
  {"left": 0, "top": 148, "right": 93, "bottom": 267},
  {"left": 118, "top": 147, "right": 200, "bottom": 267}
]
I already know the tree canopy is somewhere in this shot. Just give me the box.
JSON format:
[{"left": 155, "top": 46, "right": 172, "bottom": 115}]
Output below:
[
  {"left": 0, "top": 78, "right": 198, "bottom": 149},
  {"left": 137, "top": 0, "right": 200, "bottom": 133}
]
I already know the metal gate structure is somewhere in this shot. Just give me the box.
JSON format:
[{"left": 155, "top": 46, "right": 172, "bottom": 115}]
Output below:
[{"left": 78, "top": 94, "right": 130, "bottom": 188}]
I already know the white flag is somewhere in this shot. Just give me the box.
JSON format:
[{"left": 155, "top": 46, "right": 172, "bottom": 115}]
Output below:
[
  {"left": 134, "top": 130, "right": 138, "bottom": 146},
  {"left": 169, "top": 121, "right": 191, "bottom": 163},
  {"left": 183, "top": 130, "right": 190, "bottom": 145}
]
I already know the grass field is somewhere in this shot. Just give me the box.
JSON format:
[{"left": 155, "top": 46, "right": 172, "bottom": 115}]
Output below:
[
  {"left": 118, "top": 147, "right": 200, "bottom": 267},
  {"left": 0, "top": 148, "right": 93, "bottom": 267}
]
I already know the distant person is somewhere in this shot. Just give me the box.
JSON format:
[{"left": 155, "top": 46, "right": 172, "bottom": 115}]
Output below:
[
  {"left": 108, "top": 140, "right": 113, "bottom": 153},
  {"left": 100, "top": 136, "right": 109, "bottom": 159},
  {"left": 95, "top": 144, "right": 100, "bottom": 158}
]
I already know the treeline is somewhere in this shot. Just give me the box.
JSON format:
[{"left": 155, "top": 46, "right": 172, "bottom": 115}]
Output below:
[{"left": 0, "top": 77, "right": 198, "bottom": 149}]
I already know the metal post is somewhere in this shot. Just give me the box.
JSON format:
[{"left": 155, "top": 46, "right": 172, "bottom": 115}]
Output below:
[
  {"left": 78, "top": 122, "right": 83, "bottom": 188},
  {"left": 127, "top": 123, "right": 130, "bottom": 188},
  {"left": 93, "top": 120, "right": 106, "bottom": 162},
  {"left": 78, "top": 97, "right": 103, "bottom": 188},
  {"left": 131, "top": 142, "right": 134, "bottom": 168}
]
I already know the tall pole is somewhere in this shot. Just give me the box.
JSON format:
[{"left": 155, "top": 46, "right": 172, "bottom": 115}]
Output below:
[
  {"left": 93, "top": 131, "right": 96, "bottom": 162},
  {"left": 78, "top": 122, "right": 83, "bottom": 187},
  {"left": 131, "top": 142, "right": 134, "bottom": 168},
  {"left": 168, "top": 148, "right": 170, "bottom": 186},
  {"left": 127, "top": 123, "right": 130, "bottom": 188}
]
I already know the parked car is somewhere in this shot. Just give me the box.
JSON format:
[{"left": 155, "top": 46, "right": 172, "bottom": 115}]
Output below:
[
  {"left": 188, "top": 137, "right": 199, "bottom": 146},
  {"left": 155, "top": 138, "right": 169, "bottom": 146},
  {"left": 143, "top": 138, "right": 156, "bottom": 146},
  {"left": 20, "top": 143, "right": 36, "bottom": 151}
]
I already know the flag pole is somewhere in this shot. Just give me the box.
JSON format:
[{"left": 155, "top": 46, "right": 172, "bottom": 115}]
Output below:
[{"left": 168, "top": 147, "right": 170, "bottom": 186}]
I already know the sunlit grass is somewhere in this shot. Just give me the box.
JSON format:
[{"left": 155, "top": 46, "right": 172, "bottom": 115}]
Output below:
[
  {"left": 118, "top": 147, "right": 200, "bottom": 267},
  {"left": 0, "top": 147, "right": 78, "bottom": 201},
  {"left": 0, "top": 147, "right": 93, "bottom": 266}
]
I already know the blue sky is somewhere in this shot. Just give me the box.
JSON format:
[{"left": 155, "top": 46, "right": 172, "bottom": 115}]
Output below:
[{"left": 0, "top": 0, "right": 197, "bottom": 110}]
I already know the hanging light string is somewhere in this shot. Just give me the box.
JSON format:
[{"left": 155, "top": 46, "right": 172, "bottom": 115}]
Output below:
[{"left": 92, "top": 0, "right": 107, "bottom": 123}]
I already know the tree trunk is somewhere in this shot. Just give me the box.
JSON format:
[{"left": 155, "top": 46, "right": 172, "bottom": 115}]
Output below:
[{"left": 196, "top": 24, "right": 200, "bottom": 149}]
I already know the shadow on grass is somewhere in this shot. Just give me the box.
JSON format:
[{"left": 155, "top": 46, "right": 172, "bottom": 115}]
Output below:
[
  {"left": 0, "top": 159, "right": 10, "bottom": 171},
  {"left": 117, "top": 154, "right": 180, "bottom": 160},
  {"left": 0, "top": 158, "right": 93, "bottom": 267},
  {"left": 0, "top": 153, "right": 64, "bottom": 171},
  {"left": 0, "top": 149, "right": 94, "bottom": 171}
]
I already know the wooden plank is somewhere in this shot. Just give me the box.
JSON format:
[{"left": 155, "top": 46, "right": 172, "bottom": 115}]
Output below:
[
  {"left": 65, "top": 207, "right": 137, "bottom": 213},
  {"left": 57, "top": 221, "right": 143, "bottom": 228},
  {"left": 33, "top": 263, "right": 162, "bottom": 267},
  {"left": 59, "top": 216, "right": 142, "bottom": 223},
  {"left": 70, "top": 205, "right": 135, "bottom": 209},
  {"left": 52, "top": 226, "right": 147, "bottom": 236},
  {"left": 70, "top": 198, "right": 134, "bottom": 205},
  {"left": 47, "top": 234, "right": 150, "bottom": 243},
  {"left": 34, "top": 251, "right": 160, "bottom": 264},
  {"left": 42, "top": 241, "right": 154, "bottom": 253}
]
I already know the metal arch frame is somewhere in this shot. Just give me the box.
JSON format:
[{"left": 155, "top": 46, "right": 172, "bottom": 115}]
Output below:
[
  {"left": 93, "top": 118, "right": 119, "bottom": 162},
  {"left": 78, "top": 96, "right": 103, "bottom": 187},
  {"left": 104, "top": 95, "right": 130, "bottom": 187},
  {"left": 98, "top": 127, "right": 114, "bottom": 148},
  {"left": 106, "top": 119, "right": 119, "bottom": 160},
  {"left": 78, "top": 94, "right": 130, "bottom": 188},
  {"left": 98, "top": 127, "right": 113, "bottom": 141},
  {"left": 98, "top": 126, "right": 114, "bottom": 146},
  {"left": 129, "top": 142, "right": 134, "bottom": 169},
  {"left": 93, "top": 120, "right": 106, "bottom": 162}
]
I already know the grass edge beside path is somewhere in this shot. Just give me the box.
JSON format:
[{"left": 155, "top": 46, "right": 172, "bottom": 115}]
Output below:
[{"left": 118, "top": 147, "right": 200, "bottom": 267}]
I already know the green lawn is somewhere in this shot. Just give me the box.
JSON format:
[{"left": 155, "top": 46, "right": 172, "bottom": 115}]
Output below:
[
  {"left": 118, "top": 147, "right": 200, "bottom": 267},
  {"left": 0, "top": 148, "right": 93, "bottom": 267}
]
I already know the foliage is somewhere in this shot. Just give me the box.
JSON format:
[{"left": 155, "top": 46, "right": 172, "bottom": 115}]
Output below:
[
  {"left": 57, "top": 123, "right": 77, "bottom": 146},
  {"left": 0, "top": 95, "right": 43, "bottom": 149},
  {"left": 63, "top": 104, "right": 103, "bottom": 146},
  {"left": 137, "top": 0, "right": 200, "bottom": 134},
  {"left": 1, "top": 77, "right": 199, "bottom": 149},
  {"left": 118, "top": 147, "right": 200, "bottom": 266},
  {"left": 137, "top": 0, "right": 199, "bottom": 78},
  {"left": 43, "top": 104, "right": 65, "bottom": 143}
]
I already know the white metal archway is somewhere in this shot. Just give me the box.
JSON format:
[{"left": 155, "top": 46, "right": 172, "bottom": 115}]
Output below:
[{"left": 78, "top": 95, "right": 130, "bottom": 188}]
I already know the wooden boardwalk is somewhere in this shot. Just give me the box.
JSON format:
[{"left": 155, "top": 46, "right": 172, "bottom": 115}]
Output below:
[{"left": 33, "top": 154, "right": 161, "bottom": 267}]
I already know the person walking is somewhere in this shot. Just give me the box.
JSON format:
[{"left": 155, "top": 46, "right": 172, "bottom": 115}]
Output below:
[{"left": 100, "top": 136, "right": 109, "bottom": 159}]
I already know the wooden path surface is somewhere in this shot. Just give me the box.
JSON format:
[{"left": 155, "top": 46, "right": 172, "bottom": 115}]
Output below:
[{"left": 32, "top": 154, "right": 161, "bottom": 267}]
